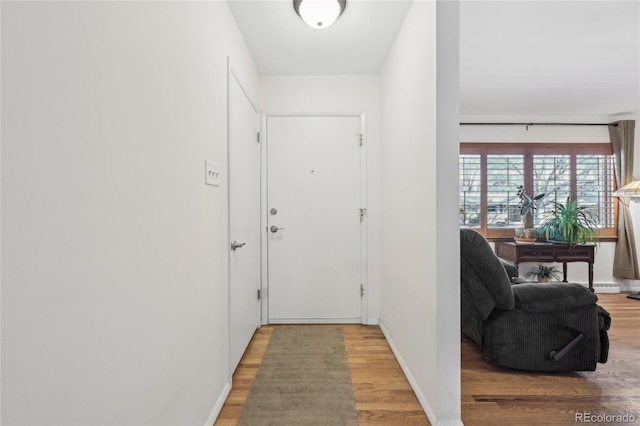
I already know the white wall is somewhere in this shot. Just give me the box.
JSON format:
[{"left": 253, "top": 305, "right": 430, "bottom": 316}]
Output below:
[
  {"left": 460, "top": 122, "right": 610, "bottom": 143},
  {"left": 1, "top": 2, "right": 258, "bottom": 424},
  {"left": 259, "top": 75, "right": 382, "bottom": 322},
  {"left": 626, "top": 200, "right": 640, "bottom": 291},
  {"left": 379, "top": 2, "right": 461, "bottom": 425}
]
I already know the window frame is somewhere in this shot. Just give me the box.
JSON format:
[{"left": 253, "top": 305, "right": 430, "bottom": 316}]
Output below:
[{"left": 460, "top": 143, "right": 618, "bottom": 241}]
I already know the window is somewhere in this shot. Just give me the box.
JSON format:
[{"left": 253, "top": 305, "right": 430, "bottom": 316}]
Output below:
[
  {"left": 459, "top": 143, "right": 617, "bottom": 239},
  {"left": 459, "top": 154, "right": 481, "bottom": 227},
  {"left": 487, "top": 154, "right": 524, "bottom": 228}
]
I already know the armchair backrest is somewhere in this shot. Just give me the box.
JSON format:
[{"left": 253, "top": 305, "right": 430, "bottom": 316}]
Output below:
[{"left": 460, "top": 229, "right": 515, "bottom": 320}]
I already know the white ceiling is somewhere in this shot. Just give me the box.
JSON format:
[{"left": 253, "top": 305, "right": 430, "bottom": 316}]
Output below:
[
  {"left": 228, "top": 0, "right": 640, "bottom": 117},
  {"left": 228, "top": 0, "right": 412, "bottom": 75},
  {"left": 460, "top": 1, "right": 639, "bottom": 118}
]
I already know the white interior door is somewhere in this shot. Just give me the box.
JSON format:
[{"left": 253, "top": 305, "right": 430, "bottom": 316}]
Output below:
[
  {"left": 267, "top": 116, "right": 363, "bottom": 323},
  {"left": 229, "top": 73, "right": 260, "bottom": 372}
]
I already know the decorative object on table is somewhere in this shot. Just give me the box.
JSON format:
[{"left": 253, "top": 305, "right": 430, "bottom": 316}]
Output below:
[
  {"left": 525, "top": 264, "right": 561, "bottom": 283},
  {"left": 538, "top": 197, "right": 599, "bottom": 246},
  {"left": 514, "top": 185, "right": 545, "bottom": 243}
]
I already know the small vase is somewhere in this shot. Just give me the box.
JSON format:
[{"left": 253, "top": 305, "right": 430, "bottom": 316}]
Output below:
[{"left": 515, "top": 228, "right": 537, "bottom": 243}]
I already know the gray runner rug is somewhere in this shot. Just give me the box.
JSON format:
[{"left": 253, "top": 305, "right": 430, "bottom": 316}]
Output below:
[{"left": 237, "top": 326, "right": 359, "bottom": 426}]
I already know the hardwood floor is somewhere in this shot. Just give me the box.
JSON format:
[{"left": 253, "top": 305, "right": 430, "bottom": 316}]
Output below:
[
  {"left": 214, "top": 294, "right": 639, "bottom": 426},
  {"left": 214, "top": 325, "right": 430, "bottom": 426},
  {"left": 344, "top": 325, "right": 431, "bottom": 425},
  {"left": 462, "top": 293, "right": 640, "bottom": 425}
]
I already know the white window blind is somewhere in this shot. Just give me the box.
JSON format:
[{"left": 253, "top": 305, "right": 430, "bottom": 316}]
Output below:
[
  {"left": 533, "top": 154, "right": 571, "bottom": 226},
  {"left": 576, "top": 154, "right": 616, "bottom": 228},
  {"left": 487, "top": 155, "right": 524, "bottom": 228},
  {"left": 459, "top": 154, "right": 481, "bottom": 227}
]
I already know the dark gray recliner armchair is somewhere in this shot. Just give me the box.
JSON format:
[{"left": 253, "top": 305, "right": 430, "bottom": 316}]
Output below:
[{"left": 460, "top": 229, "right": 610, "bottom": 372}]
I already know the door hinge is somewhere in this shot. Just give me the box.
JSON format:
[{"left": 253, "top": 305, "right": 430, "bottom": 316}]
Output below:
[
  {"left": 360, "top": 284, "right": 365, "bottom": 297},
  {"left": 257, "top": 131, "right": 261, "bottom": 143},
  {"left": 258, "top": 289, "right": 262, "bottom": 300},
  {"left": 359, "top": 134, "right": 363, "bottom": 147},
  {"left": 360, "top": 208, "right": 367, "bottom": 222}
]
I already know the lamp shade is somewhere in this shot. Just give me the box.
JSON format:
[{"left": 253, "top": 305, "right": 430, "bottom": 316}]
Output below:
[
  {"left": 293, "top": 0, "right": 346, "bottom": 30},
  {"left": 613, "top": 180, "right": 640, "bottom": 197}
]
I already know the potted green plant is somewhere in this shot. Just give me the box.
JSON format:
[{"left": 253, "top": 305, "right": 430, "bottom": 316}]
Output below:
[
  {"left": 525, "top": 264, "right": 561, "bottom": 283},
  {"left": 538, "top": 197, "right": 598, "bottom": 246},
  {"left": 515, "top": 185, "right": 545, "bottom": 243}
]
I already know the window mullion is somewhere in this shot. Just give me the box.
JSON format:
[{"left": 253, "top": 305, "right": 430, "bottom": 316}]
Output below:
[
  {"left": 570, "top": 149, "right": 577, "bottom": 201},
  {"left": 481, "top": 150, "right": 488, "bottom": 234},
  {"left": 524, "top": 148, "right": 534, "bottom": 201}
]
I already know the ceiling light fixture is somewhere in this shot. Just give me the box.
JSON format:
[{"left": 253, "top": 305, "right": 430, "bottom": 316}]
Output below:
[{"left": 293, "top": 0, "right": 346, "bottom": 30}]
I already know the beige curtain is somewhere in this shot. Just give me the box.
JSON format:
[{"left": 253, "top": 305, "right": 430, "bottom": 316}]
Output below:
[{"left": 609, "top": 120, "right": 640, "bottom": 279}]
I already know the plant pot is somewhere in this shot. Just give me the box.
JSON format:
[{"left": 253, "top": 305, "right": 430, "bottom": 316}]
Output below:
[{"left": 515, "top": 228, "right": 537, "bottom": 243}]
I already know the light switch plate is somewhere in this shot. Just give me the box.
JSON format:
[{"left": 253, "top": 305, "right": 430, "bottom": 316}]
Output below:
[{"left": 205, "top": 160, "right": 221, "bottom": 187}]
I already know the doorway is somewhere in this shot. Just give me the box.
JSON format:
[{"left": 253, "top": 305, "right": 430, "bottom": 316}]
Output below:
[
  {"left": 228, "top": 71, "right": 261, "bottom": 373},
  {"left": 265, "top": 116, "right": 367, "bottom": 323}
]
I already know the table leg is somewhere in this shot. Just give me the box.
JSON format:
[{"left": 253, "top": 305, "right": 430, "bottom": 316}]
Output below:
[
  {"left": 562, "top": 262, "right": 568, "bottom": 282},
  {"left": 588, "top": 262, "right": 594, "bottom": 292}
]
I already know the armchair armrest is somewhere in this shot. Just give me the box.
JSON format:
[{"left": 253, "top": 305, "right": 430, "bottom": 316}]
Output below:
[
  {"left": 499, "top": 258, "right": 517, "bottom": 278},
  {"left": 512, "top": 282, "right": 597, "bottom": 312}
]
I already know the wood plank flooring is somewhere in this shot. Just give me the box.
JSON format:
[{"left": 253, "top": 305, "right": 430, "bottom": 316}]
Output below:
[
  {"left": 462, "top": 293, "right": 640, "bottom": 425},
  {"left": 214, "top": 293, "right": 639, "bottom": 426},
  {"left": 214, "top": 325, "right": 430, "bottom": 426}
]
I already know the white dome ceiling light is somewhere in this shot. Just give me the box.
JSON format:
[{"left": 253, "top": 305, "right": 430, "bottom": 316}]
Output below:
[{"left": 293, "top": 0, "right": 347, "bottom": 30}]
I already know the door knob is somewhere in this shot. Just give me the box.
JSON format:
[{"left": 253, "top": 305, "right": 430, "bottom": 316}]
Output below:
[
  {"left": 270, "top": 225, "right": 285, "bottom": 233},
  {"left": 230, "top": 240, "right": 246, "bottom": 251}
]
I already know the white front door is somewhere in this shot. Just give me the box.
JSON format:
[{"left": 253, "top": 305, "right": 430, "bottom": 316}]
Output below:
[
  {"left": 228, "top": 73, "right": 260, "bottom": 372},
  {"left": 266, "top": 116, "right": 364, "bottom": 323}
]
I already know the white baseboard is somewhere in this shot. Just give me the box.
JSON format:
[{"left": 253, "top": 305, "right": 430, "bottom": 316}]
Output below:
[
  {"left": 268, "top": 317, "right": 379, "bottom": 325},
  {"left": 204, "top": 381, "right": 231, "bottom": 426},
  {"left": 268, "top": 317, "right": 362, "bottom": 324},
  {"left": 378, "top": 322, "right": 464, "bottom": 426},
  {"left": 378, "top": 322, "right": 438, "bottom": 425},
  {"left": 593, "top": 282, "right": 620, "bottom": 294},
  {"left": 614, "top": 279, "right": 640, "bottom": 293}
]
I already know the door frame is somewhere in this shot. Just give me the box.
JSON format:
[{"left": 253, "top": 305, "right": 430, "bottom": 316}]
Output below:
[{"left": 260, "top": 113, "right": 368, "bottom": 325}]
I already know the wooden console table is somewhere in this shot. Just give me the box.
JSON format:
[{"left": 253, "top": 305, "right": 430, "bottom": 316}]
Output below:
[{"left": 495, "top": 241, "right": 595, "bottom": 292}]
